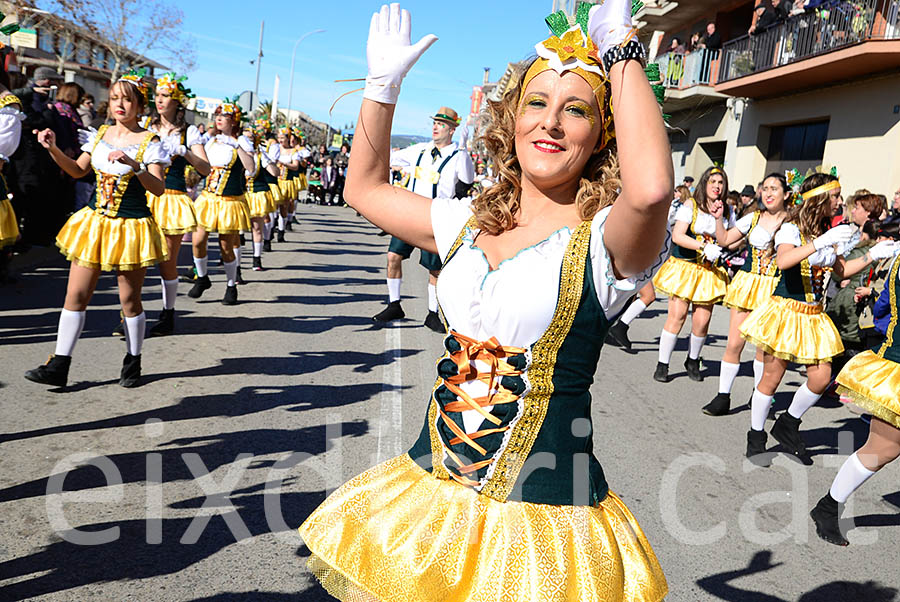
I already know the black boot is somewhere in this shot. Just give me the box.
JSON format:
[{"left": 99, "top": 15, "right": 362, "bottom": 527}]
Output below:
[
  {"left": 179, "top": 267, "right": 197, "bottom": 283},
  {"left": 25, "top": 354, "right": 71, "bottom": 388},
  {"left": 236, "top": 266, "right": 246, "bottom": 285},
  {"left": 606, "top": 320, "right": 632, "bottom": 350},
  {"left": 746, "top": 429, "right": 771, "bottom": 467},
  {"left": 222, "top": 284, "right": 238, "bottom": 305},
  {"left": 771, "top": 412, "right": 810, "bottom": 461},
  {"left": 684, "top": 357, "right": 703, "bottom": 381},
  {"left": 810, "top": 493, "right": 850, "bottom": 546},
  {"left": 119, "top": 353, "right": 142, "bottom": 388},
  {"left": 285, "top": 221, "right": 293, "bottom": 232},
  {"left": 702, "top": 393, "right": 731, "bottom": 416},
  {"left": 423, "top": 311, "right": 444, "bottom": 333},
  {"left": 148, "top": 309, "right": 175, "bottom": 337},
  {"left": 252, "top": 256, "right": 263, "bottom": 271},
  {"left": 112, "top": 316, "right": 125, "bottom": 337},
  {"left": 277, "top": 229, "right": 286, "bottom": 243},
  {"left": 653, "top": 362, "right": 669, "bottom": 383},
  {"left": 373, "top": 301, "right": 404, "bottom": 323},
  {"left": 187, "top": 275, "right": 211, "bottom": 298},
  {"left": 263, "top": 239, "right": 272, "bottom": 253}
]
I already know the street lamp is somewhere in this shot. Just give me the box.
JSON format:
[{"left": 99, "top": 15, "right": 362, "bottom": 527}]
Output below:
[{"left": 286, "top": 28, "right": 326, "bottom": 125}]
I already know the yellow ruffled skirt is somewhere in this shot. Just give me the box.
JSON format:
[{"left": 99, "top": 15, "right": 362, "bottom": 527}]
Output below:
[
  {"left": 836, "top": 350, "right": 900, "bottom": 429},
  {"left": 0, "top": 197, "right": 18, "bottom": 248},
  {"left": 723, "top": 271, "right": 779, "bottom": 312},
  {"left": 278, "top": 179, "right": 297, "bottom": 201},
  {"left": 296, "top": 173, "right": 308, "bottom": 191},
  {"left": 245, "top": 190, "right": 274, "bottom": 218},
  {"left": 298, "top": 454, "right": 667, "bottom": 602},
  {"left": 147, "top": 189, "right": 197, "bottom": 235},
  {"left": 56, "top": 207, "right": 168, "bottom": 271},
  {"left": 194, "top": 192, "right": 251, "bottom": 234},
  {"left": 268, "top": 182, "right": 284, "bottom": 205},
  {"left": 740, "top": 295, "right": 844, "bottom": 364},
  {"left": 653, "top": 256, "right": 729, "bottom": 305}
]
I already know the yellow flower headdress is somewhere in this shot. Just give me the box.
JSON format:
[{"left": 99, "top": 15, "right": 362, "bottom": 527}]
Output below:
[
  {"left": 216, "top": 95, "right": 244, "bottom": 124},
  {"left": 155, "top": 72, "right": 194, "bottom": 106},
  {"left": 253, "top": 117, "right": 273, "bottom": 136},
  {"left": 117, "top": 68, "right": 150, "bottom": 103}
]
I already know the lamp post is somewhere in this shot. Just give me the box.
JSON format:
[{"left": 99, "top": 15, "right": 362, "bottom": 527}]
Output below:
[{"left": 287, "top": 28, "right": 326, "bottom": 125}]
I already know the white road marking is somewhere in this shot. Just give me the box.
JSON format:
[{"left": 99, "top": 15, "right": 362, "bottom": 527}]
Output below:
[{"left": 376, "top": 324, "right": 403, "bottom": 463}]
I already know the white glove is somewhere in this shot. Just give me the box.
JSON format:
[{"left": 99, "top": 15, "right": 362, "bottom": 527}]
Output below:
[
  {"left": 260, "top": 149, "right": 274, "bottom": 167},
  {"left": 364, "top": 3, "right": 438, "bottom": 104},
  {"left": 837, "top": 228, "right": 862, "bottom": 257},
  {"left": 813, "top": 224, "right": 855, "bottom": 251},
  {"left": 869, "top": 240, "right": 900, "bottom": 260},
  {"left": 702, "top": 243, "right": 723, "bottom": 263},
  {"left": 588, "top": 0, "right": 635, "bottom": 61},
  {"left": 173, "top": 144, "right": 187, "bottom": 157},
  {"left": 237, "top": 135, "right": 255, "bottom": 153}
]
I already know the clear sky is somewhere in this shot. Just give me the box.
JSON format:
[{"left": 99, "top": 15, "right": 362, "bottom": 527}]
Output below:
[{"left": 178, "top": 1, "right": 555, "bottom": 136}]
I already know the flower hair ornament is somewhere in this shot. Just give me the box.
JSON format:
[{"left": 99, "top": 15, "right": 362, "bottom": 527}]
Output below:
[
  {"left": 253, "top": 117, "right": 273, "bottom": 137},
  {"left": 216, "top": 95, "right": 244, "bottom": 124},
  {"left": 117, "top": 68, "right": 151, "bottom": 103},
  {"left": 155, "top": 72, "right": 194, "bottom": 106},
  {"left": 786, "top": 166, "right": 840, "bottom": 204}
]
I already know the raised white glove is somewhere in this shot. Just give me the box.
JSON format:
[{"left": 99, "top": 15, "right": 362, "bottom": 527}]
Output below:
[
  {"left": 237, "top": 135, "right": 255, "bottom": 153},
  {"left": 702, "top": 243, "right": 723, "bottom": 263},
  {"left": 588, "top": 0, "right": 635, "bottom": 61},
  {"left": 813, "top": 224, "right": 855, "bottom": 251},
  {"left": 836, "top": 228, "right": 862, "bottom": 257},
  {"left": 173, "top": 144, "right": 188, "bottom": 157},
  {"left": 869, "top": 240, "right": 900, "bottom": 260},
  {"left": 364, "top": 3, "right": 438, "bottom": 104}
]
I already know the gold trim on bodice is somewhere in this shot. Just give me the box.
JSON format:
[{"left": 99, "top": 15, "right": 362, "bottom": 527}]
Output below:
[{"left": 91, "top": 125, "right": 156, "bottom": 218}]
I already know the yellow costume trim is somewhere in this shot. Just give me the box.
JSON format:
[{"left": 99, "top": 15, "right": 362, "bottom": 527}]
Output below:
[
  {"left": 146, "top": 190, "right": 197, "bottom": 235},
  {"left": 836, "top": 351, "right": 900, "bottom": 429},
  {"left": 801, "top": 180, "right": 841, "bottom": 200},
  {"left": 0, "top": 94, "right": 22, "bottom": 110},
  {"left": 0, "top": 195, "right": 19, "bottom": 248},
  {"left": 739, "top": 295, "right": 844, "bottom": 364},
  {"left": 55, "top": 207, "right": 168, "bottom": 271},
  {"left": 877, "top": 255, "right": 899, "bottom": 356},
  {"left": 245, "top": 190, "right": 273, "bottom": 218},
  {"left": 653, "top": 257, "right": 729, "bottom": 305},
  {"left": 722, "top": 271, "right": 778, "bottom": 312},
  {"left": 90, "top": 125, "right": 156, "bottom": 218},
  {"left": 194, "top": 192, "right": 250, "bottom": 234}
]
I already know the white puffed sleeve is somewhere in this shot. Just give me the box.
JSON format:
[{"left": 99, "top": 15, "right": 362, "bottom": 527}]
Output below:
[
  {"left": 185, "top": 125, "right": 203, "bottom": 148},
  {"left": 140, "top": 140, "right": 172, "bottom": 167},
  {"left": 431, "top": 196, "right": 475, "bottom": 262},
  {"left": 673, "top": 202, "right": 693, "bottom": 224},
  {"left": 735, "top": 213, "right": 755, "bottom": 235},
  {"left": 79, "top": 127, "right": 99, "bottom": 153},
  {"left": 774, "top": 222, "right": 802, "bottom": 248},
  {"left": 590, "top": 206, "right": 671, "bottom": 319},
  {"left": 0, "top": 106, "right": 24, "bottom": 162},
  {"left": 266, "top": 141, "right": 281, "bottom": 163}
]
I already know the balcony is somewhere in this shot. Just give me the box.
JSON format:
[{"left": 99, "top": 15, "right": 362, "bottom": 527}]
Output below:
[
  {"left": 653, "top": 48, "right": 730, "bottom": 112},
  {"left": 716, "top": 0, "right": 900, "bottom": 97}
]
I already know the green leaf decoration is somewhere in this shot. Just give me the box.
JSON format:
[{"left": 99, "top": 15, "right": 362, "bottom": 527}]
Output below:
[
  {"left": 544, "top": 10, "right": 570, "bottom": 37},
  {"left": 575, "top": 2, "right": 592, "bottom": 35},
  {"left": 632, "top": 0, "right": 644, "bottom": 17},
  {"left": 829, "top": 166, "right": 838, "bottom": 177},
  {"left": 651, "top": 84, "right": 665, "bottom": 104},
  {"left": 644, "top": 63, "right": 660, "bottom": 83},
  {"left": 0, "top": 23, "right": 19, "bottom": 36}
]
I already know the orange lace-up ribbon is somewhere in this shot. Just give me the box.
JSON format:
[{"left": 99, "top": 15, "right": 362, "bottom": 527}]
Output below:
[{"left": 439, "top": 330, "right": 527, "bottom": 487}]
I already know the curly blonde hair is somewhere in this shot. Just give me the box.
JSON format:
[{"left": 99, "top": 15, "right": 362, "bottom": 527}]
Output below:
[
  {"left": 793, "top": 173, "right": 839, "bottom": 239},
  {"left": 472, "top": 60, "right": 620, "bottom": 235}
]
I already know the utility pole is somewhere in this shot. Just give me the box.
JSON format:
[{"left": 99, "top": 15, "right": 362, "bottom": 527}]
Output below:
[{"left": 253, "top": 21, "right": 264, "bottom": 112}]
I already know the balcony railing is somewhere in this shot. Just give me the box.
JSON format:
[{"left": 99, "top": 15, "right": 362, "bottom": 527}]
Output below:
[
  {"left": 654, "top": 48, "right": 722, "bottom": 89},
  {"left": 719, "top": 0, "right": 900, "bottom": 82}
]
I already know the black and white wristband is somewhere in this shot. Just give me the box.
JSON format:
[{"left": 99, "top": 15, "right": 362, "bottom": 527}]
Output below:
[{"left": 602, "top": 39, "right": 647, "bottom": 73}]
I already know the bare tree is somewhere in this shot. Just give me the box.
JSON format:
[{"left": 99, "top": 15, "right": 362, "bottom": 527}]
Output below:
[{"left": 16, "top": 4, "right": 83, "bottom": 75}]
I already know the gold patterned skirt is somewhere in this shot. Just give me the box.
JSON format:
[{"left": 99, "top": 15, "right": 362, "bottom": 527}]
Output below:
[
  {"left": 740, "top": 295, "right": 844, "bottom": 364},
  {"left": 147, "top": 189, "right": 197, "bottom": 235},
  {"left": 268, "top": 182, "right": 284, "bottom": 205},
  {"left": 56, "top": 207, "right": 168, "bottom": 271},
  {"left": 278, "top": 178, "right": 297, "bottom": 201},
  {"left": 836, "top": 350, "right": 900, "bottom": 429},
  {"left": 245, "top": 190, "right": 274, "bottom": 218},
  {"left": 0, "top": 196, "right": 18, "bottom": 248},
  {"left": 194, "top": 191, "right": 251, "bottom": 234},
  {"left": 653, "top": 256, "right": 729, "bottom": 305},
  {"left": 298, "top": 454, "right": 667, "bottom": 602},
  {"left": 723, "top": 271, "right": 779, "bottom": 312}
]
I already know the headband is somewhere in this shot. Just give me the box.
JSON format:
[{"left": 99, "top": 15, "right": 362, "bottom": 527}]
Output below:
[
  {"left": 801, "top": 180, "right": 841, "bottom": 201},
  {"left": 117, "top": 68, "right": 150, "bottom": 102},
  {"left": 709, "top": 168, "right": 723, "bottom": 175},
  {"left": 155, "top": 72, "right": 194, "bottom": 106}
]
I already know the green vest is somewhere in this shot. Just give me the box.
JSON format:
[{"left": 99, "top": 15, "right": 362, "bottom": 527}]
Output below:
[
  {"left": 204, "top": 143, "right": 245, "bottom": 197},
  {"left": 772, "top": 230, "right": 828, "bottom": 305},
  {"left": 87, "top": 125, "right": 155, "bottom": 219}
]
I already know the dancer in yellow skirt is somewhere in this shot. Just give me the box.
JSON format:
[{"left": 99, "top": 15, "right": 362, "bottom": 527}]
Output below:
[
  {"left": 0, "top": 89, "right": 23, "bottom": 251},
  {"left": 245, "top": 118, "right": 280, "bottom": 271},
  {"left": 739, "top": 173, "right": 899, "bottom": 465},
  {"left": 652, "top": 166, "right": 731, "bottom": 383},
  {"left": 262, "top": 130, "right": 282, "bottom": 252},
  {"left": 702, "top": 173, "right": 789, "bottom": 416},
  {"left": 810, "top": 252, "right": 900, "bottom": 545},
  {"left": 289, "top": 126, "right": 307, "bottom": 218},
  {"left": 25, "top": 72, "right": 170, "bottom": 388},
  {"left": 144, "top": 72, "right": 210, "bottom": 335},
  {"left": 188, "top": 98, "right": 254, "bottom": 305},
  {"left": 274, "top": 126, "right": 299, "bottom": 242},
  {"left": 298, "top": 3, "right": 672, "bottom": 600}
]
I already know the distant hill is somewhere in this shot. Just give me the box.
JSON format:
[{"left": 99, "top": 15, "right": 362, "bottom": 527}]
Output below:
[{"left": 391, "top": 134, "right": 430, "bottom": 148}]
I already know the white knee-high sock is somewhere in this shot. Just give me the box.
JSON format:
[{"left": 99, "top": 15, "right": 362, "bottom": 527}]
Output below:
[
  {"left": 830, "top": 452, "right": 877, "bottom": 503},
  {"left": 427, "top": 283, "right": 438, "bottom": 312},
  {"left": 54, "top": 309, "right": 86, "bottom": 356},
  {"left": 620, "top": 299, "right": 648, "bottom": 326},
  {"left": 658, "top": 330, "right": 678, "bottom": 364},
  {"left": 689, "top": 334, "right": 707, "bottom": 360},
  {"left": 123, "top": 312, "right": 146, "bottom": 356},
  {"left": 787, "top": 383, "right": 822, "bottom": 419},
  {"left": 718, "top": 361, "right": 741, "bottom": 395},
  {"left": 750, "top": 388, "right": 773, "bottom": 431},
  {"left": 224, "top": 259, "right": 238, "bottom": 287},
  {"left": 278, "top": 215, "right": 285, "bottom": 230},
  {"left": 161, "top": 278, "right": 178, "bottom": 310},
  {"left": 194, "top": 255, "right": 208, "bottom": 277},
  {"left": 753, "top": 358, "right": 764, "bottom": 388},
  {"left": 387, "top": 278, "right": 402, "bottom": 303},
  {"left": 234, "top": 246, "right": 242, "bottom": 264},
  {"left": 253, "top": 242, "right": 263, "bottom": 257}
]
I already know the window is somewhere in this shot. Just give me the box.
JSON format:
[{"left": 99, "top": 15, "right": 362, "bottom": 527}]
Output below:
[
  {"left": 38, "top": 30, "right": 55, "bottom": 53},
  {"left": 766, "top": 120, "right": 829, "bottom": 161},
  {"left": 93, "top": 46, "right": 104, "bottom": 68},
  {"left": 77, "top": 41, "right": 89, "bottom": 65}
]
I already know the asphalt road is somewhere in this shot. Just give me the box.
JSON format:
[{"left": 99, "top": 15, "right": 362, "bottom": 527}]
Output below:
[{"left": 1, "top": 204, "right": 898, "bottom": 601}]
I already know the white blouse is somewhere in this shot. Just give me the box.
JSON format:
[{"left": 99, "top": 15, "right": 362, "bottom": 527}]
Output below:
[
  {"left": 774, "top": 222, "right": 836, "bottom": 267},
  {"left": 0, "top": 102, "right": 24, "bottom": 163},
  {"left": 149, "top": 124, "right": 203, "bottom": 155},
  {"left": 80, "top": 130, "right": 170, "bottom": 175},
  {"left": 735, "top": 212, "right": 776, "bottom": 249},
  {"left": 204, "top": 136, "right": 256, "bottom": 176}
]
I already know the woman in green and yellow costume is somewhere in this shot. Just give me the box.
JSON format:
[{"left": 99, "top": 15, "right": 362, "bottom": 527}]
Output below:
[
  {"left": 187, "top": 99, "right": 255, "bottom": 305},
  {"left": 273, "top": 126, "right": 298, "bottom": 242},
  {"left": 289, "top": 127, "right": 307, "bottom": 221},
  {"left": 144, "top": 72, "right": 210, "bottom": 335},
  {"left": 298, "top": 3, "right": 672, "bottom": 600},
  {"left": 262, "top": 129, "right": 283, "bottom": 251},
  {"left": 244, "top": 118, "right": 280, "bottom": 270},
  {"left": 0, "top": 77, "right": 24, "bottom": 252},
  {"left": 740, "top": 173, "right": 900, "bottom": 465},
  {"left": 25, "top": 73, "right": 170, "bottom": 388}
]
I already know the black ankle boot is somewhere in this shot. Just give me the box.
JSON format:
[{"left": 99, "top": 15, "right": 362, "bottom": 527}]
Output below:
[
  {"left": 702, "top": 393, "right": 731, "bottom": 416},
  {"left": 119, "top": 353, "right": 142, "bottom": 387},
  {"left": 263, "top": 239, "right": 272, "bottom": 253},
  {"left": 25, "top": 354, "right": 71, "bottom": 387},
  {"left": 684, "top": 357, "right": 703, "bottom": 381},
  {"left": 187, "top": 275, "right": 211, "bottom": 298},
  {"left": 236, "top": 266, "right": 246, "bottom": 285},
  {"left": 606, "top": 320, "right": 632, "bottom": 350},
  {"left": 373, "top": 301, "right": 404, "bottom": 323},
  {"left": 746, "top": 429, "right": 771, "bottom": 467},
  {"left": 277, "top": 229, "right": 286, "bottom": 242},
  {"left": 771, "top": 412, "right": 810, "bottom": 461},
  {"left": 148, "top": 309, "right": 175, "bottom": 337},
  {"left": 653, "top": 361, "right": 669, "bottom": 383},
  {"left": 810, "top": 493, "right": 849, "bottom": 546},
  {"left": 222, "top": 284, "right": 238, "bottom": 305}
]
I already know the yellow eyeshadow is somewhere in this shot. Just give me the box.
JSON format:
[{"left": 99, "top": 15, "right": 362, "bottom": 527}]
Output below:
[
  {"left": 569, "top": 102, "right": 596, "bottom": 127},
  {"left": 520, "top": 94, "right": 544, "bottom": 114}
]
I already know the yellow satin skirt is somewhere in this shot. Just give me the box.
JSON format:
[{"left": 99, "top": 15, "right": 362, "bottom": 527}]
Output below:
[
  {"left": 147, "top": 189, "right": 197, "bottom": 235},
  {"left": 837, "top": 350, "right": 900, "bottom": 429},
  {"left": 0, "top": 197, "right": 18, "bottom": 248},
  {"left": 268, "top": 182, "right": 284, "bottom": 205},
  {"left": 740, "top": 295, "right": 844, "bottom": 364},
  {"left": 245, "top": 190, "right": 274, "bottom": 218},
  {"left": 298, "top": 454, "right": 667, "bottom": 602},
  {"left": 653, "top": 256, "right": 728, "bottom": 305},
  {"left": 296, "top": 173, "right": 308, "bottom": 191},
  {"left": 278, "top": 179, "right": 297, "bottom": 201},
  {"left": 194, "top": 192, "right": 250, "bottom": 234},
  {"left": 723, "top": 271, "right": 779, "bottom": 312},
  {"left": 56, "top": 207, "right": 168, "bottom": 271}
]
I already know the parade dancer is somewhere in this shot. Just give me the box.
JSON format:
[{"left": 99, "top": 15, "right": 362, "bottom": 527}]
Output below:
[
  {"left": 0, "top": 52, "right": 24, "bottom": 256},
  {"left": 652, "top": 167, "right": 731, "bottom": 382},
  {"left": 262, "top": 130, "right": 283, "bottom": 251},
  {"left": 740, "top": 173, "right": 898, "bottom": 465},
  {"left": 298, "top": 3, "right": 672, "bottom": 600},
  {"left": 274, "top": 126, "right": 298, "bottom": 242},
  {"left": 372, "top": 105, "right": 474, "bottom": 332},
  {"left": 188, "top": 98, "right": 254, "bottom": 305},
  {"left": 811, "top": 253, "right": 900, "bottom": 545},
  {"left": 25, "top": 72, "right": 170, "bottom": 388},
  {"left": 143, "top": 73, "right": 210, "bottom": 336},
  {"left": 702, "top": 173, "right": 788, "bottom": 416},
  {"left": 290, "top": 127, "right": 308, "bottom": 213},
  {"left": 245, "top": 118, "right": 279, "bottom": 271}
]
